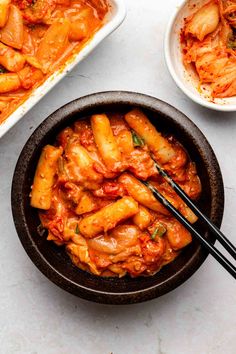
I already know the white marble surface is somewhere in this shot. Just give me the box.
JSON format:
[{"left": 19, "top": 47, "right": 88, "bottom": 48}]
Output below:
[{"left": 0, "top": 0, "right": 236, "bottom": 353}]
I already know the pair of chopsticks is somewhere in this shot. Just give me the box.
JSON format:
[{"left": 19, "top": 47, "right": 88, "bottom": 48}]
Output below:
[{"left": 142, "top": 161, "right": 236, "bottom": 279}]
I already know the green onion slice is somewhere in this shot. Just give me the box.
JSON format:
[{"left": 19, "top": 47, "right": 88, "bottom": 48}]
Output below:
[
  {"left": 151, "top": 223, "right": 167, "bottom": 240},
  {"left": 227, "top": 29, "right": 236, "bottom": 50},
  {"left": 75, "top": 224, "right": 80, "bottom": 234},
  {"left": 131, "top": 130, "right": 145, "bottom": 147}
]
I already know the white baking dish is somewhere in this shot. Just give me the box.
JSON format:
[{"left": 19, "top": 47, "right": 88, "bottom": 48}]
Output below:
[{"left": 0, "top": 0, "right": 126, "bottom": 138}]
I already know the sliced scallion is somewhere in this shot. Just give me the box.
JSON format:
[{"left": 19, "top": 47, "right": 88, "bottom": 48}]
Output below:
[
  {"left": 75, "top": 224, "right": 80, "bottom": 234},
  {"left": 151, "top": 224, "right": 166, "bottom": 240},
  {"left": 131, "top": 130, "right": 145, "bottom": 147}
]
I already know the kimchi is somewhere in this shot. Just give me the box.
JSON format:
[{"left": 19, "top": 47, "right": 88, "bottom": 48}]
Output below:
[
  {"left": 0, "top": 0, "right": 108, "bottom": 123},
  {"left": 181, "top": 0, "right": 236, "bottom": 98},
  {"left": 30, "top": 109, "right": 202, "bottom": 278}
]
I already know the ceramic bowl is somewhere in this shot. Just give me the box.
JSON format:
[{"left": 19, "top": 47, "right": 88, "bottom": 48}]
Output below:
[
  {"left": 11, "top": 91, "right": 224, "bottom": 304},
  {"left": 164, "top": 0, "right": 236, "bottom": 111}
]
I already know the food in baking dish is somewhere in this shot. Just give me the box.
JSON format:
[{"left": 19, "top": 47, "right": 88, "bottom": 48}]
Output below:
[
  {"left": 31, "top": 109, "right": 202, "bottom": 277},
  {"left": 181, "top": 0, "right": 236, "bottom": 98},
  {"left": 0, "top": 0, "right": 108, "bottom": 123}
]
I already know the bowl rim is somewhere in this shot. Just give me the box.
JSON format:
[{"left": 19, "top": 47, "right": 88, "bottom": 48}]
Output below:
[
  {"left": 164, "top": 0, "right": 236, "bottom": 112},
  {"left": 11, "top": 91, "right": 225, "bottom": 304}
]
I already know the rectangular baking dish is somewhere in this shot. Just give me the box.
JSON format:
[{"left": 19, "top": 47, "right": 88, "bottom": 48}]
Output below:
[{"left": 0, "top": 0, "right": 126, "bottom": 138}]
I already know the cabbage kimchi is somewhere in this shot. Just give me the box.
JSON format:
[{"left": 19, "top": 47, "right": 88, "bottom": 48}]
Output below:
[{"left": 181, "top": 0, "right": 236, "bottom": 98}]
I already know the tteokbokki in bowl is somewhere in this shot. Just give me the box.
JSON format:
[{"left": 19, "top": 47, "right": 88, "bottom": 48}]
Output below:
[
  {"left": 12, "top": 92, "right": 224, "bottom": 303},
  {"left": 30, "top": 109, "right": 202, "bottom": 278}
]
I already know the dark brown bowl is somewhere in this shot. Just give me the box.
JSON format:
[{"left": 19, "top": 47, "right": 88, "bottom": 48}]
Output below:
[{"left": 11, "top": 91, "right": 224, "bottom": 304}]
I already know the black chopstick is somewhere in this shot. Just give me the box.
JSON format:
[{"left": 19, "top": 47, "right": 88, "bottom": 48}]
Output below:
[
  {"left": 143, "top": 181, "right": 236, "bottom": 279},
  {"left": 153, "top": 161, "right": 236, "bottom": 261}
]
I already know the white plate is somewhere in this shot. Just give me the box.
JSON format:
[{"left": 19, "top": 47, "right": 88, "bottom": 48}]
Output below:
[
  {"left": 164, "top": 0, "right": 236, "bottom": 111},
  {"left": 0, "top": 0, "right": 126, "bottom": 138}
]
